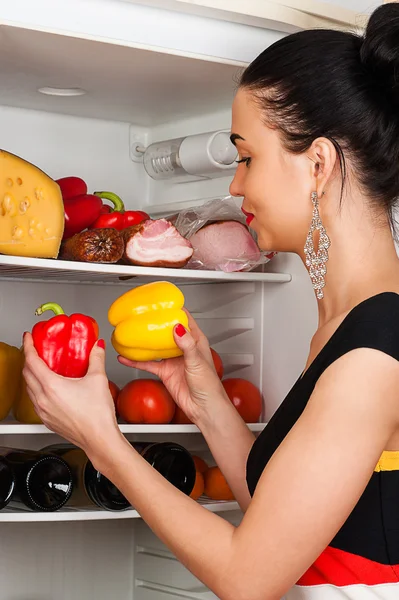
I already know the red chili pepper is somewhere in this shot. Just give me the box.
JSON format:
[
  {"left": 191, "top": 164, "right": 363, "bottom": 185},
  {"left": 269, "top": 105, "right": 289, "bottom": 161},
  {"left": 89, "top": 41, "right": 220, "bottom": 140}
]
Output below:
[
  {"left": 90, "top": 192, "right": 150, "bottom": 230},
  {"left": 56, "top": 177, "right": 104, "bottom": 240},
  {"left": 32, "top": 303, "right": 99, "bottom": 378}
]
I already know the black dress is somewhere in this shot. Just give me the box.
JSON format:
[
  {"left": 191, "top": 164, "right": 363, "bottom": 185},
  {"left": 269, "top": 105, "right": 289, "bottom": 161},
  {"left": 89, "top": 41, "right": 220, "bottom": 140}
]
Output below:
[{"left": 246, "top": 293, "right": 399, "bottom": 599}]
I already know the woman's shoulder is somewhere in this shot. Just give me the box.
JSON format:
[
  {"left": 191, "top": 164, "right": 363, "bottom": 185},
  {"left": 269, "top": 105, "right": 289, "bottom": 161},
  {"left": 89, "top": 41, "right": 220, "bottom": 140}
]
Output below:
[
  {"left": 307, "top": 291, "right": 399, "bottom": 383},
  {"left": 311, "top": 292, "right": 399, "bottom": 399}
]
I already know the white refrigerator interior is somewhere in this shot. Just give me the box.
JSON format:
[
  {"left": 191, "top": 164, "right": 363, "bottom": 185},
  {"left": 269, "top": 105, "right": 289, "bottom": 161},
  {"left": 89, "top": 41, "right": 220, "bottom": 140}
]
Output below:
[{"left": 0, "top": 1, "right": 373, "bottom": 598}]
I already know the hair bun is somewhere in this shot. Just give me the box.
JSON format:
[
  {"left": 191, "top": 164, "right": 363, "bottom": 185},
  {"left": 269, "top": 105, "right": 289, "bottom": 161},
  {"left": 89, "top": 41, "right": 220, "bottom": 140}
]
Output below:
[{"left": 360, "top": 4, "right": 399, "bottom": 100}]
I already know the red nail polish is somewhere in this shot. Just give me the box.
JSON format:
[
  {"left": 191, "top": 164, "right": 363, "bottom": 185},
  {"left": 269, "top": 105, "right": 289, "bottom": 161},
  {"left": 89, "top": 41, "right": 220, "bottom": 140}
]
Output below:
[
  {"left": 23, "top": 332, "right": 27, "bottom": 340},
  {"left": 175, "top": 324, "right": 186, "bottom": 338},
  {"left": 97, "top": 339, "right": 106, "bottom": 349}
]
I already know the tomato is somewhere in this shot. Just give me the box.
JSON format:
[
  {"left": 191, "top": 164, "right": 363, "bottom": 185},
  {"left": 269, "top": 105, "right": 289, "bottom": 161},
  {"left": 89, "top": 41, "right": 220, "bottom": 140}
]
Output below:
[
  {"left": 108, "top": 380, "right": 120, "bottom": 414},
  {"left": 222, "top": 378, "right": 262, "bottom": 423},
  {"left": 210, "top": 348, "right": 224, "bottom": 379},
  {"left": 172, "top": 404, "right": 193, "bottom": 425},
  {"left": 117, "top": 379, "right": 176, "bottom": 424}
]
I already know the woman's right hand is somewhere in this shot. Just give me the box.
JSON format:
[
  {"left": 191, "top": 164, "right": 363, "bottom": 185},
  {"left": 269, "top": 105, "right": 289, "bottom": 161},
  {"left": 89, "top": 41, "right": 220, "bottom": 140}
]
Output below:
[{"left": 117, "top": 311, "right": 226, "bottom": 425}]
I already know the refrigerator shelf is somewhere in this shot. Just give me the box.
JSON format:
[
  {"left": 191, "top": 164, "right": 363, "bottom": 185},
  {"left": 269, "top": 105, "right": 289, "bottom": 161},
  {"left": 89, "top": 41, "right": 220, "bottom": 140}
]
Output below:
[
  {"left": 0, "top": 420, "right": 266, "bottom": 435},
  {"left": 0, "top": 255, "right": 291, "bottom": 286},
  {"left": 0, "top": 498, "right": 240, "bottom": 522}
]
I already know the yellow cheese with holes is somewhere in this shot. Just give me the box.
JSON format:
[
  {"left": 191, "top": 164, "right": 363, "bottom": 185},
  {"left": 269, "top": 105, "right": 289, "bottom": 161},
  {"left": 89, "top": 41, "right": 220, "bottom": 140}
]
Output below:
[{"left": 0, "top": 150, "right": 64, "bottom": 258}]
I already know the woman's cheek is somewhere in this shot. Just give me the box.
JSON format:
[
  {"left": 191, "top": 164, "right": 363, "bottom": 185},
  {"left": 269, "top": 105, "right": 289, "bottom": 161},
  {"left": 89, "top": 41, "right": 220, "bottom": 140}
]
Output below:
[
  {"left": 249, "top": 162, "right": 272, "bottom": 197},
  {"left": 244, "top": 176, "right": 265, "bottom": 212}
]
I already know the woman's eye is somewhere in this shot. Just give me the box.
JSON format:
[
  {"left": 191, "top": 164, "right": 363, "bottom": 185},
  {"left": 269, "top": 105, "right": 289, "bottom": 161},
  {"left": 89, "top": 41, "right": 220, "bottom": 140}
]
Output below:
[{"left": 236, "top": 157, "right": 252, "bottom": 168}]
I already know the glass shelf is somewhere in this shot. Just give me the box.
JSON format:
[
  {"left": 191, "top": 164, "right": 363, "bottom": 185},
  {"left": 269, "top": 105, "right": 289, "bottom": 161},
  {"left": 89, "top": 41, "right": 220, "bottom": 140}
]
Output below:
[
  {"left": 0, "top": 255, "right": 292, "bottom": 286},
  {"left": 0, "top": 498, "right": 240, "bottom": 522},
  {"left": 0, "top": 420, "right": 266, "bottom": 435}
]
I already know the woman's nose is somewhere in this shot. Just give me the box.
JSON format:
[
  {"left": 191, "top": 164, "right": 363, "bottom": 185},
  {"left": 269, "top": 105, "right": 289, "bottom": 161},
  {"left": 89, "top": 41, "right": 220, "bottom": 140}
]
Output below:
[{"left": 229, "top": 169, "right": 244, "bottom": 197}]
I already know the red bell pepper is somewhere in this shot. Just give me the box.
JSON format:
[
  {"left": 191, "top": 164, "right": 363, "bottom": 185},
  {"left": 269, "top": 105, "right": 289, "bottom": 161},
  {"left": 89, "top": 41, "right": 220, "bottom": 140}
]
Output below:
[
  {"left": 56, "top": 177, "right": 87, "bottom": 200},
  {"left": 32, "top": 302, "right": 99, "bottom": 378},
  {"left": 90, "top": 191, "right": 150, "bottom": 230},
  {"left": 56, "top": 177, "right": 103, "bottom": 240}
]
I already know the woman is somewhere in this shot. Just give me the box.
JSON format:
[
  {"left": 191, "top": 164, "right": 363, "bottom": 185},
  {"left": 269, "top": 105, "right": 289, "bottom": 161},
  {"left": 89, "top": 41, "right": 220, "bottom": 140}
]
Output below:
[{"left": 23, "top": 4, "right": 399, "bottom": 599}]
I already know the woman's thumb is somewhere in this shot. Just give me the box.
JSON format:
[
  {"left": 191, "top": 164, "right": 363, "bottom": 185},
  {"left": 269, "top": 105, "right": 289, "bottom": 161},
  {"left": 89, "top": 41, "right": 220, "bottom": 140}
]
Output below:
[
  {"left": 174, "top": 324, "right": 202, "bottom": 369},
  {"left": 88, "top": 339, "right": 106, "bottom": 375}
]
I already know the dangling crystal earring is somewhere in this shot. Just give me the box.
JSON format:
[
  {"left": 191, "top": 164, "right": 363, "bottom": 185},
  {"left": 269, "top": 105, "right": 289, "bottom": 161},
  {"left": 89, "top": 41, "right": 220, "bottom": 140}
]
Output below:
[{"left": 304, "top": 191, "right": 330, "bottom": 300}]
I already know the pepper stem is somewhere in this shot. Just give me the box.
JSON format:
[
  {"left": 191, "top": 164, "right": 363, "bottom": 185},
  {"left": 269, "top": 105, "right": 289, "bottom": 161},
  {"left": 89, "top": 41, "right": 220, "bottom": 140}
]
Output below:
[
  {"left": 35, "top": 303, "right": 65, "bottom": 317},
  {"left": 93, "top": 191, "right": 125, "bottom": 213}
]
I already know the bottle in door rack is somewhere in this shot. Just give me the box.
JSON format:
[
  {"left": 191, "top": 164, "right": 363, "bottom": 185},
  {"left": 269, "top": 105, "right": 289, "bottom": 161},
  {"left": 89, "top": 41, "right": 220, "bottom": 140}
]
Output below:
[{"left": 1, "top": 448, "right": 73, "bottom": 511}]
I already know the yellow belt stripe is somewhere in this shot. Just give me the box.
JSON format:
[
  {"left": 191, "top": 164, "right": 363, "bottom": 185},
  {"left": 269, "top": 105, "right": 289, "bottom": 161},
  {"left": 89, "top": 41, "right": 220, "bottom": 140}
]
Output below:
[{"left": 375, "top": 451, "right": 399, "bottom": 472}]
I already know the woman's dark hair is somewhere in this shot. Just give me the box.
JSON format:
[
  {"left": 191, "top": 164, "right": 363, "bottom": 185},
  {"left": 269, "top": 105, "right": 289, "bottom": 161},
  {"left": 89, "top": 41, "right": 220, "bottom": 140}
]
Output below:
[{"left": 239, "top": 3, "right": 399, "bottom": 228}]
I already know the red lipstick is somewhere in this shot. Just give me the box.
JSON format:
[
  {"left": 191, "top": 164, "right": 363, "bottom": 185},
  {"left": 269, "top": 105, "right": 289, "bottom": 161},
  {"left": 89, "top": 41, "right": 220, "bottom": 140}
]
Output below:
[{"left": 241, "top": 207, "right": 254, "bottom": 226}]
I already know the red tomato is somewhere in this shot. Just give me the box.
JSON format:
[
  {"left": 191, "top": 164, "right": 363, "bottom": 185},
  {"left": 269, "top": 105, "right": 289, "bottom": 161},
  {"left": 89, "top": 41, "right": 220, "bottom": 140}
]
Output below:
[
  {"left": 117, "top": 379, "right": 176, "bottom": 424},
  {"left": 222, "top": 378, "right": 262, "bottom": 423},
  {"left": 108, "top": 381, "right": 120, "bottom": 413},
  {"left": 210, "top": 348, "right": 224, "bottom": 379},
  {"left": 172, "top": 405, "right": 193, "bottom": 425}
]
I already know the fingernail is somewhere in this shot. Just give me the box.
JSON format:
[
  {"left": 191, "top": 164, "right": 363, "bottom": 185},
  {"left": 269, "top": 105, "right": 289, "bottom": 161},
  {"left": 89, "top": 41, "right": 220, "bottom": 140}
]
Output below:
[
  {"left": 175, "top": 324, "right": 186, "bottom": 338},
  {"left": 97, "top": 339, "right": 106, "bottom": 349},
  {"left": 23, "top": 332, "right": 28, "bottom": 340}
]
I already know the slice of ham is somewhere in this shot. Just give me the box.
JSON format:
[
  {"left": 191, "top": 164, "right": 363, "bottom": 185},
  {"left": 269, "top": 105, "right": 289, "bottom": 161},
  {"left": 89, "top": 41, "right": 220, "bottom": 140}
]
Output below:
[
  {"left": 188, "top": 220, "right": 261, "bottom": 272},
  {"left": 123, "top": 219, "right": 193, "bottom": 268}
]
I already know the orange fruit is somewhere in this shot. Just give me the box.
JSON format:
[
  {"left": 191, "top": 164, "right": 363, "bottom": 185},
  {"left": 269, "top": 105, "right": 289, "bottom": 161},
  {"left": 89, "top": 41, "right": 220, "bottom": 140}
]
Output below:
[
  {"left": 192, "top": 455, "right": 208, "bottom": 473},
  {"left": 203, "top": 467, "right": 235, "bottom": 501},
  {"left": 190, "top": 470, "right": 205, "bottom": 500}
]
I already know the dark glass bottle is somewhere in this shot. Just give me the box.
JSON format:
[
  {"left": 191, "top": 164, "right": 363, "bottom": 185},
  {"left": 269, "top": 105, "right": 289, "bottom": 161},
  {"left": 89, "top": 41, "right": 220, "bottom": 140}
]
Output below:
[
  {"left": 0, "top": 457, "right": 15, "bottom": 510},
  {"left": 42, "top": 445, "right": 130, "bottom": 512},
  {"left": 135, "top": 442, "right": 196, "bottom": 496},
  {"left": 43, "top": 441, "right": 196, "bottom": 511},
  {"left": 1, "top": 448, "right": 73, "bottom": 511}
]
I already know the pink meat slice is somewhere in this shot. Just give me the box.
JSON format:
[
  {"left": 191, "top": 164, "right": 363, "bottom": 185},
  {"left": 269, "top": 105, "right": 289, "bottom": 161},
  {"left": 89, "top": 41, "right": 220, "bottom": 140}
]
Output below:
[
  {"left": 189, "top": 221, "right": 260, "bottom": 272},
  {"left": 124, "top": 219, "right": 193, "bottom": 268}
]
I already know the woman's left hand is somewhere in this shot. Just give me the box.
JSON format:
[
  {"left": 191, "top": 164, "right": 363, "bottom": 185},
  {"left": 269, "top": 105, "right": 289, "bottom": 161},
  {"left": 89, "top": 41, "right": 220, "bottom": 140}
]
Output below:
[{"left": 22, "top": 332, "right": 122, "bottom": 460}]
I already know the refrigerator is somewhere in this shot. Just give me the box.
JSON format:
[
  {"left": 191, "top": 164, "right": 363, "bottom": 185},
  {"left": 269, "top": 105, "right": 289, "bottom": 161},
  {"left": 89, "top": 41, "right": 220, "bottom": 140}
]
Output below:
[{"left": 0, "top": 1, "right": 376, "bottom": 598}]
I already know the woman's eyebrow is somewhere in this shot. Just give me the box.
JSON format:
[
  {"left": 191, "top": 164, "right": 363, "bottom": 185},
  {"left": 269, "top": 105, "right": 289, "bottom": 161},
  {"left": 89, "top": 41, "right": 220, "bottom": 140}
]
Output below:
[{"left": 230, "top": 133, "right": 245, "bottom": 146}]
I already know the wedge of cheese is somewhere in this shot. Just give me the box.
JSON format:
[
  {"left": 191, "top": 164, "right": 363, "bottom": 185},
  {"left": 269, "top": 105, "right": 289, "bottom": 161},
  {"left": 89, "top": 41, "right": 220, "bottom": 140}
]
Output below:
[{"left": 0, "top": 150, "right": 64, "bottom": 258}]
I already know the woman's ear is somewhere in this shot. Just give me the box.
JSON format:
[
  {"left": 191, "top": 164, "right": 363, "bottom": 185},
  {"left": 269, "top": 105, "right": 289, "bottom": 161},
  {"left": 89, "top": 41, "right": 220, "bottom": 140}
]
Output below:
[{"left": 307, "top": 137, "right": 337, "bottom": 196}]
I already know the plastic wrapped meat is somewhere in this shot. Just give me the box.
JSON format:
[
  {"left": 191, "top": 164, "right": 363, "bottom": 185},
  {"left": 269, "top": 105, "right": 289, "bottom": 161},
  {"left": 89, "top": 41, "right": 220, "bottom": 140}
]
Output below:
[{"left": 188, "top": 220, "right": 261, "bottom": 272}]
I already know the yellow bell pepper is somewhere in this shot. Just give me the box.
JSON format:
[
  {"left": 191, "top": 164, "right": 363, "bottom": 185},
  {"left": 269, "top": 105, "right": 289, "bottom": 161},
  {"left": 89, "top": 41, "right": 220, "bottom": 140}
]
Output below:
[
  {"left": 0, "top": 342, "right": 23, "bottom": 421},
  {"left": 108, "top": 281, "right": 189, "bottom": 361}
]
